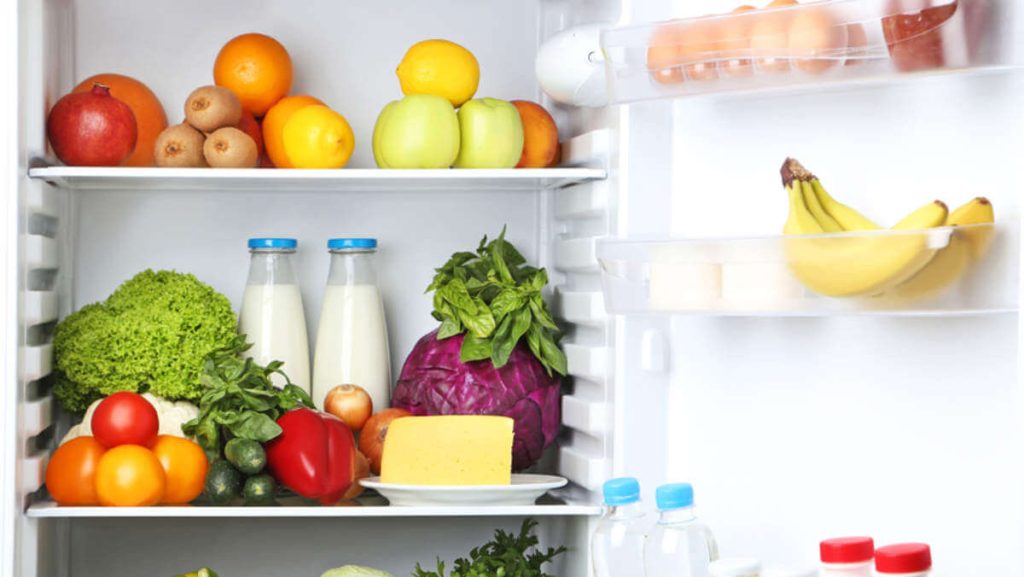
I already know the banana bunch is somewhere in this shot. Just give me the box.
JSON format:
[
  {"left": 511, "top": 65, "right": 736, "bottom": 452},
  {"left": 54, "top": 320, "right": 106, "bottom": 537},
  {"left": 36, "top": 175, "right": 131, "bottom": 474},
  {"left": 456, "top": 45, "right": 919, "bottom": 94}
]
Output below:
[{"left": 781, "top": 158, "right": 994, "bottom": 299}]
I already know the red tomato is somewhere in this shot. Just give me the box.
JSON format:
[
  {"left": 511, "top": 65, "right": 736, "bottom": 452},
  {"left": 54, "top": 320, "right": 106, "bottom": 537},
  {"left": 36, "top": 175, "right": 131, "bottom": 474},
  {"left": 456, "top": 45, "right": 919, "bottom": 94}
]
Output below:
[{"left": 91, "top": 392, "right": 159, "bottom": 448}]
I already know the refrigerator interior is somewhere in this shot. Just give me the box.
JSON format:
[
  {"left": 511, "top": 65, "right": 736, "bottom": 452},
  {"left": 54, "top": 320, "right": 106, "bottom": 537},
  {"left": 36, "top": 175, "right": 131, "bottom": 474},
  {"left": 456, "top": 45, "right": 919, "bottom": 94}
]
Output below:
[
  {"left": 9, "top": 0, "right": 1024, "bottom": 576},
  {"left": 14, "top": 0, "right": 620, "bottom": 576}
]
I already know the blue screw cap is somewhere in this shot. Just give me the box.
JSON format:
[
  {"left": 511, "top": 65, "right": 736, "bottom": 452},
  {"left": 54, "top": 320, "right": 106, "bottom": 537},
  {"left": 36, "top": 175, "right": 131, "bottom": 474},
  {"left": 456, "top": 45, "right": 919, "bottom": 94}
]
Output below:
[
  {"left": 656, "top": 483, "right": 694, "bottom": 510},
  {"left": 248, "top": 238, "right": 297, "bottom": 250},
  {"left": 328, "top": 238, "right": 377, "bottom": 250},
  {"left": 602, "top": 477, "right": 640, "bottom": 506}
]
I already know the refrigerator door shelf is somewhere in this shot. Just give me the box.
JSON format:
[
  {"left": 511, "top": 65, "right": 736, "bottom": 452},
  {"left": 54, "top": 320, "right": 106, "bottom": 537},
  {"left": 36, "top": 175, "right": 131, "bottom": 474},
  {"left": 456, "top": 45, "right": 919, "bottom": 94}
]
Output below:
[
  {"left": 597, "top": 223, "right": 1016, "bottom": 316},
  {"left": 600, "top": 0, "right": 1007, "bottom": 104}
]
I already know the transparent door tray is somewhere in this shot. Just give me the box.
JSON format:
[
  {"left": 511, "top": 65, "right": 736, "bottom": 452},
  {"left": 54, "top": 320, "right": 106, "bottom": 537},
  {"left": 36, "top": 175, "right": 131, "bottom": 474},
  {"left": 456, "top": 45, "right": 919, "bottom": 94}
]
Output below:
[
  {"left": 600, "top": 0, "right": 1002, "bottom": 103},
  {"left": 597, "top": 224, "right": 1016, "bottom": 315}
]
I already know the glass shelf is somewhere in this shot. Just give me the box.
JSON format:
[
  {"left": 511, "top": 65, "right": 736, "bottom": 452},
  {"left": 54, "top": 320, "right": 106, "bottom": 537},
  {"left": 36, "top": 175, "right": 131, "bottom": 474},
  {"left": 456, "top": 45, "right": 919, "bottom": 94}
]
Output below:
[
  {"left": 27, "top": 166, "right": 607, "bottom": 192},
  {"left": 25, "top": 494, "right": 600, "bottom": 518},
  {"left": 597, "top": 224, "right": 1017, "bottom": 316}
]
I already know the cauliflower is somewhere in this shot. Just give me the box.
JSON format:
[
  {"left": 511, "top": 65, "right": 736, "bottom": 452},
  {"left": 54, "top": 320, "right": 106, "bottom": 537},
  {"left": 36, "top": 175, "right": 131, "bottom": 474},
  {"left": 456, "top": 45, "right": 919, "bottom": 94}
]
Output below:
[
  {"left": 53, "top": 270, "right": 238, "bottom": 413},
  {"left": 61, "top": 393, "right": 200, "bottom": 445}
]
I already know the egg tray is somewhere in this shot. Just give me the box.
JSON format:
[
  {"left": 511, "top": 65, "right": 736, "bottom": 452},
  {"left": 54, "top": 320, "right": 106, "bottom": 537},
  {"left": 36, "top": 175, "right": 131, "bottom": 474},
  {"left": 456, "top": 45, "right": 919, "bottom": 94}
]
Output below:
[{"left": 599, "top": 0, "right": 997, "bottom": 103}]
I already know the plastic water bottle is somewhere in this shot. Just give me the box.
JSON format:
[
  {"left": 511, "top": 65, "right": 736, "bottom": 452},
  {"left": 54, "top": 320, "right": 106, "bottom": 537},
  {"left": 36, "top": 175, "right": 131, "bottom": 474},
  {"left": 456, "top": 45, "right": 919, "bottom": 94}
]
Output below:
[
  {"left": 592, "top": 477, "right": 648, "bottom": 577},
  {"left": 644, "top": 483, "right": 719, "bottom": 577}
]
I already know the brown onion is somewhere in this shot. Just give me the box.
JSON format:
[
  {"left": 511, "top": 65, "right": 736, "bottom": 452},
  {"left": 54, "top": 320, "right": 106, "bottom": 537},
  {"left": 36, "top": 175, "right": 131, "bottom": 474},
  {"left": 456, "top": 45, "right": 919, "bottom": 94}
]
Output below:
[{"left": 324, "top": 384, "right": 373, "bottom": 431}]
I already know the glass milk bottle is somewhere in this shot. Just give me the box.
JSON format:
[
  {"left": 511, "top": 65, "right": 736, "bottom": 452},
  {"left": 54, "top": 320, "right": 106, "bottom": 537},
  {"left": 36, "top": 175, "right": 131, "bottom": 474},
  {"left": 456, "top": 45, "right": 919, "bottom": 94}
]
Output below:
[
  {"left": 313, "top": 238, "right": 391, "bottom": 411},
  {"left": 239, "top": 238, "right": 310, "bottom": 392}
]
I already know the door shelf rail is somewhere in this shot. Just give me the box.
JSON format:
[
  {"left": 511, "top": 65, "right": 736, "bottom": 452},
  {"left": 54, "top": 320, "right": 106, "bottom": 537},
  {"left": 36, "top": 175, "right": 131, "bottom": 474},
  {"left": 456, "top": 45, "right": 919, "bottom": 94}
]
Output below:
[{"left": 597, "top": 224, "right": 1018, "bottom": 316}]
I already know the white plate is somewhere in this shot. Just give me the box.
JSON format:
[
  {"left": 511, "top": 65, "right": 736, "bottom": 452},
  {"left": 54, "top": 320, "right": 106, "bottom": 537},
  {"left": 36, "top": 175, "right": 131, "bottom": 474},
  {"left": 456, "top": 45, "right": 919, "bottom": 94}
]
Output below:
[{"left": 360, "top": 474, "right": 568, "bottom": 507}]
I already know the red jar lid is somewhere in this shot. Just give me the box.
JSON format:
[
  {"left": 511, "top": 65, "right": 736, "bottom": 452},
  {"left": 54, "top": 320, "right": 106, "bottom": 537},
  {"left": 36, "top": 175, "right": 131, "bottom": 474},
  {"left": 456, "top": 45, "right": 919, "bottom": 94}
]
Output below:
[
  {"left": 820, "top": 537, "right": 875, "bottom": 563},
  {"left": 875, "top": 543, "right": 932, "bottom": 573}
]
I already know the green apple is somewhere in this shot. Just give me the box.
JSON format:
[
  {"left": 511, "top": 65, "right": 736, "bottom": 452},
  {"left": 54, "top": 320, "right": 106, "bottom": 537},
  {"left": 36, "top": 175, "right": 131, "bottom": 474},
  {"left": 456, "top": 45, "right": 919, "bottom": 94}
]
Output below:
[
  {"left": 453, "top": 98, "right": 525, "bottom": 169},
  {"left": 372, "top": 94, "right": 460, "bottom": 168}
]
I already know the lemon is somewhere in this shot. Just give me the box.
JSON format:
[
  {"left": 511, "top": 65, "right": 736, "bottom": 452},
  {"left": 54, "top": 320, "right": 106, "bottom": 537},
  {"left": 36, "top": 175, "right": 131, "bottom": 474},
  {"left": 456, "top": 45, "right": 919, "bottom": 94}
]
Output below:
[
  {"left": 396, "top": 39, "right": 480, "bottom": 107},
  {"left": 282, "top": 105, "right": 355, "bottom": 169}
]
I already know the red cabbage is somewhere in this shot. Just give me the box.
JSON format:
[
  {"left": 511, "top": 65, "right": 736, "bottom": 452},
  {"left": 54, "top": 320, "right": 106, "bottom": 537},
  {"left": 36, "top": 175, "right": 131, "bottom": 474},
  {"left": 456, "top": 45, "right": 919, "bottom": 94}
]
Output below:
[{"left": 392, "top": 330, "right": 562, "bottom": 471}]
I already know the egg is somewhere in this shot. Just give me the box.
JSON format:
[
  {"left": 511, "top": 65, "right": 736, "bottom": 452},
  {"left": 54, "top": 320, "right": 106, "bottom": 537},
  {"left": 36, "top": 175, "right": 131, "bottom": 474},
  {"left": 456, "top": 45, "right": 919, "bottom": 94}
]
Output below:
[
  {"left": 718, "top": 5, "right": 758, "bottom": 78},
  {"left": 845, "top": 22, "right": 868, "bottom": 66},
  {"left": 680, "top": 20, "right": 720, "bottom": 82},
  {"left": 750, "top": 2, "right": 796, "bottom": 74},
  {"left": 647, "top": 23, "right": 686, "bottom": 85},
  {"left": 788, "top": 7, "right": 847, "bottom": 74}
]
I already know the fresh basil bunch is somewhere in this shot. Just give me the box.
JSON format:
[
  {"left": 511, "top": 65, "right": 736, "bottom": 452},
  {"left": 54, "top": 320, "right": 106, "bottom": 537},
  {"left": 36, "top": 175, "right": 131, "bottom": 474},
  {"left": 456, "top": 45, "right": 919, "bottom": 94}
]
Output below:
[
  {"left": 427, "top": 228, "right": 567, "bottom": 376},
  {"left": 182, "top": 336, "right": 314, "bottom": 461}
]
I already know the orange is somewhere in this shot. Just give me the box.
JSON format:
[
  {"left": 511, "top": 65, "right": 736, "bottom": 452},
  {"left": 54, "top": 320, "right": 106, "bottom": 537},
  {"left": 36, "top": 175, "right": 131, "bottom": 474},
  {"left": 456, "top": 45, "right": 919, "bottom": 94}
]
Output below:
[
  {"left": 95, "top": 445, "right": 166, "bottom": 507},
  {"left": 73, "top": 74, "right": 167, "bottom": 167},
  {"left": 262, "top": 95, "right": 322, "bottom": 168},
  {"left": 151, "top": 436, "right": 208, "bottom": 505},
  {"left": 46, "top": 437, "right": 106, "bottom": 506},
  {"left": 512, "top": 100, "right": 558, "bottom": 168},
  {"left": 214, "top": 33, "right": 293, "bottom": 117}
]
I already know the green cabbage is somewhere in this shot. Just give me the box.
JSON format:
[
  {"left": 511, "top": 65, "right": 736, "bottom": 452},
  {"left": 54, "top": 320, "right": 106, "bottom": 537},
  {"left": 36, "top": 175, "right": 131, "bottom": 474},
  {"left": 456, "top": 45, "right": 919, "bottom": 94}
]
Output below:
[
  {"left": 321, "top": 566, "right": 396, "bottom": 577},
  {"left": 53, "top": 269, "right": 237, "bottom": 413}
]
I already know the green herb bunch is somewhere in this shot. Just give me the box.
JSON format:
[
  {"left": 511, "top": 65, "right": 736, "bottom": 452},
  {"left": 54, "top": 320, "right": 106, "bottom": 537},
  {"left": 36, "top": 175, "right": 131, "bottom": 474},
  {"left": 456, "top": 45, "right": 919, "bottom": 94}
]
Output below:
[
  {"left": 413, "top": 519, "right": 566, "bottom": 577},
  {"left": 182, "top": 336, "right": 314, "bottom": 461},
  {"left": 427, "top": 228, "right": 567, "bottom": 375}
]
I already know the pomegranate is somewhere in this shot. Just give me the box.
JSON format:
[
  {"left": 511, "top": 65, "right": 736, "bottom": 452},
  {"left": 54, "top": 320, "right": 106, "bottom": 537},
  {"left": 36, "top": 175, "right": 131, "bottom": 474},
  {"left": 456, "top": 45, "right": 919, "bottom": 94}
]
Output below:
[{"left": 46, "top": 84, "right": 137, "bottom": 166}]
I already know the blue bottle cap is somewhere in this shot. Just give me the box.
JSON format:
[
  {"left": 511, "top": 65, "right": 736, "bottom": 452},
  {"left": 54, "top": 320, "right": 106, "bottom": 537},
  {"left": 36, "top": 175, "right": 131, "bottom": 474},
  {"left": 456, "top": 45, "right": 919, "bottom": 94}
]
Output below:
[
  {"left": 248, "top": 238, "right": 297, "bottom": 250},
  {"left": 656, "top": 483, "right": 694, "bottom": 510},
  {"left": 328, "top": 238, "right": 377, "bottom": 250},
  {"left": 602, "top": 477, "right": 640, "bottom": 506}
]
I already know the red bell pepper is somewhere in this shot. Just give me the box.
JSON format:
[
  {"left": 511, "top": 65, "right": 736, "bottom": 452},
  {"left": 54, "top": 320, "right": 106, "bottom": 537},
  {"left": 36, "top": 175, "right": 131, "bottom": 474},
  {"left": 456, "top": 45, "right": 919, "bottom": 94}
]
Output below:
[{"left": 265, "top": 408, "right": 356, "bottom": 505}]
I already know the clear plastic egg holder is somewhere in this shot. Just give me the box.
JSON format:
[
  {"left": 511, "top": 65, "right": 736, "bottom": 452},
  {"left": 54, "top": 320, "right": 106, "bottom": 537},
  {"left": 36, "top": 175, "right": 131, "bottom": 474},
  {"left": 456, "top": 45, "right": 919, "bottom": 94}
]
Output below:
[{"left": 599, "top": 0, "right": 994, "bottom": 103}]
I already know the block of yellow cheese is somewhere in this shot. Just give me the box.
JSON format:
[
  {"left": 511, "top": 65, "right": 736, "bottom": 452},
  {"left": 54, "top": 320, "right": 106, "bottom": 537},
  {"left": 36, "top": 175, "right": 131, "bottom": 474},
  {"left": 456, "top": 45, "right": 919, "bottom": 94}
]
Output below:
[{"left": 380, "top": 415, "right": 514, "bottom": 486}]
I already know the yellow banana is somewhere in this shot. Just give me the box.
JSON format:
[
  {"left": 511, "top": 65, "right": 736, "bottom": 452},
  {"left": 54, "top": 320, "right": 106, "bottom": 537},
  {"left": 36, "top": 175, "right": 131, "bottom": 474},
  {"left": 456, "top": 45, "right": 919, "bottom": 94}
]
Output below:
[
  {"left": 949, "top": 197, "right": 995, "bottom": 257},
  {"left": 782, "top": 157, "right": 878, "bottom": 232},
  {"left": 784, "top": 196, "right": 949, "bottom": 298},
  {"left": 802, "top": 180, "right": 843, "bottom": 232},
  {"left": 811, "top": 179, "right": 881, "bottom": 231},
  {"left": 891, "top": 197, "right": 995, "bottom": 300},
  {"left": 784, "top": 180, "right": 824, "bottom": 235}
]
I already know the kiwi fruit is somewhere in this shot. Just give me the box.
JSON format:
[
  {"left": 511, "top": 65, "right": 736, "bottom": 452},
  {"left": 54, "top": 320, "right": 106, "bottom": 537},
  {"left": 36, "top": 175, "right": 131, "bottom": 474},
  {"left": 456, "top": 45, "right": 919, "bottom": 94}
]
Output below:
[
  {"left": 154, "top": 123, "right": 207, "bottom": 168},
  {"left": 185, "top": 85, "right": 242, "bottom": 133},
  {"left": 203, "top": 127, "right": 258, "bottom": 168}
]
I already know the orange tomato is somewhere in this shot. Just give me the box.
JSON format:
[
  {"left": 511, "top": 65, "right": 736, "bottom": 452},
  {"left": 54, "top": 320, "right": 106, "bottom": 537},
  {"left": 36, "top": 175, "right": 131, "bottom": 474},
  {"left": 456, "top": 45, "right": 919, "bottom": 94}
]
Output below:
[
  {"left": 262, "top": 95, "right": 323, "bottom": 168},
  {"left": 95, "top": 445, "right": 166, "bottom": 506},
  {"left": 214, "top": 33, "right": 293, "bottom": 117},
  {"left": 73, "top": 74, "right": 168, "bottom": 167},
  {"left": 151, "top": 435, "right": 208, "bottom": 505},
  {"left": 46, "top": 437, "right": 106, "bottom": 506}
]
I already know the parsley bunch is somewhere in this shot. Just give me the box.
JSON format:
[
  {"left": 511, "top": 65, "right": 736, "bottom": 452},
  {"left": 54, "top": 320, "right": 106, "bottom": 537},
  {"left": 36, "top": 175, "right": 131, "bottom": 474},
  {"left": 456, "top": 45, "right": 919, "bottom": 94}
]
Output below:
[{"left": 413, "top": 519, "right": 566, "bottom": 577}]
